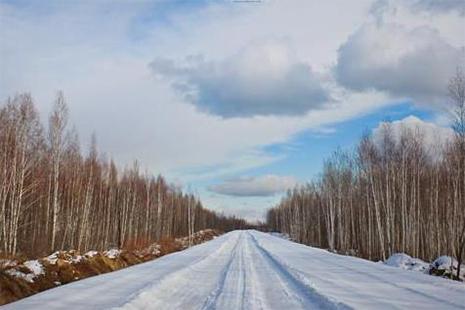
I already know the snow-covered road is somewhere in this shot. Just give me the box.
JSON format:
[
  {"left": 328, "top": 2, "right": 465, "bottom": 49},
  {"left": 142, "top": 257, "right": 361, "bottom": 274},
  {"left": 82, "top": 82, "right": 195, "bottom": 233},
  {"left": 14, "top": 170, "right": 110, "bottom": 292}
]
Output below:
[{"left": 4, "top": 230, "right": 465, "bottom": 309}]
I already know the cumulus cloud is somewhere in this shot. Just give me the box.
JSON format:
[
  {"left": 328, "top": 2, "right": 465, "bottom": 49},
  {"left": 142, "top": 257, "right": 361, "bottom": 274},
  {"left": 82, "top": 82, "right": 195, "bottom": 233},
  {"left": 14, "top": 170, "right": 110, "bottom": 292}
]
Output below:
[
  {"left": 335, "top": 22, "right": 463, "bottom": 105},
  {"left": 151, "top": 41, "right": 328, "bottom": 118},
  {"left": 372, "top": 116, "right": 454, "bottom": 152},
  {"left": 208, "top": 175, "right": 298, "bottom": 197}
]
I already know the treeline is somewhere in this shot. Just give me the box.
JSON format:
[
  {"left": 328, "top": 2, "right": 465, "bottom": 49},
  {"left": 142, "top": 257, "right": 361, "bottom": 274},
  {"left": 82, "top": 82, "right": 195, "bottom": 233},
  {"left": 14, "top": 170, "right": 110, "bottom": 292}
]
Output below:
[
  {"left": 267, "top": 71, "right": 465, "bottom": 273},
  {"left": 0, "top": 92, "right": 248, "bottom": 257}
]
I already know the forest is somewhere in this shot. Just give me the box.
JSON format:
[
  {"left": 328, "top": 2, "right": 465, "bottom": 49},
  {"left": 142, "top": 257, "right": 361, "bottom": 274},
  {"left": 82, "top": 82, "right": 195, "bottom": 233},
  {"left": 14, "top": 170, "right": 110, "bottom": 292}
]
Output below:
[
  {"left": 267, "top": 70, "right": 465, "bottom": 277},
  {"left": 0, "top": 92, "right": 248, "bottom": 258}
]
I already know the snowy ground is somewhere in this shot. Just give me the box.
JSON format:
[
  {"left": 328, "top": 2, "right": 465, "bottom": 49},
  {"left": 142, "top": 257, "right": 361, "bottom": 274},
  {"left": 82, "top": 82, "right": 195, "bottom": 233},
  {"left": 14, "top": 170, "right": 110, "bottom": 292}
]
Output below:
[{"left": 4, "top": 230, "right": 465, "bottom": 310}]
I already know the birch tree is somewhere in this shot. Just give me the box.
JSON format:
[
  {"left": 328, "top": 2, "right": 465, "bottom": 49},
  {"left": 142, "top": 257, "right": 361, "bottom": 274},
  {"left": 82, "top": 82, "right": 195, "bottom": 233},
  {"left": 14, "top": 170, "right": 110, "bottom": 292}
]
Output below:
[
  {"left": 448, "top": 68, "right": 465, "bottom": 279},
  {"left": 48, "top": 91, "right": 68, "bottom": 251}
]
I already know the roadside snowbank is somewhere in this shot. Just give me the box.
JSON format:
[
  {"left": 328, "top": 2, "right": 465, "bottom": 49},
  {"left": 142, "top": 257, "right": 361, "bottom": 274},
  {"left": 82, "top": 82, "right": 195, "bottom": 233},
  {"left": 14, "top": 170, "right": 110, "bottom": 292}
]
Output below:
[
  {"left": 429, "top": 256, "right": 465, "bottom": 280},
  {"left": 385, "top": 253, "right": 465, "bottom": 281},
  {"left": 384, "top": 253, "right": 429, "bottom": 272}
]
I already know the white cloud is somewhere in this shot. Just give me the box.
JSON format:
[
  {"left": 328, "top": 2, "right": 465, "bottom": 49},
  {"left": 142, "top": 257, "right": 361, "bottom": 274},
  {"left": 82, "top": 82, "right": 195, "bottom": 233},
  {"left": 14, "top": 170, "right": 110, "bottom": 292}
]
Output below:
[
  {"left": 147, "top": 0, "right": 373, "bottom": 71},
  {"left": 335, "top": 22, "right": 464, "bottom": 105},
  {"left": 372, "top": 115, "right": 455, "bottom": 152},
  {"left": 151, "top": 40, "right": 328, "bottom": 117},
  {"left": 369, "top": 0, "right": 465, "bottom": 49},
  {"left": 208, "top": 175, "right": 298, "bottom": 197}
]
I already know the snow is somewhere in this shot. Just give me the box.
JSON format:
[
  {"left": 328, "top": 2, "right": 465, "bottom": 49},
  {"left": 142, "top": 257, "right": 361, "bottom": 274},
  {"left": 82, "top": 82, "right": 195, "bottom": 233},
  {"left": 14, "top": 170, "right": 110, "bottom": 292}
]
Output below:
[
  {"left": 174, "top": 229, "right": 219, "bottom": 249},
  {"left": 429, "top": 255, "right": 465, "bottom": 280},
  {"left": 431, "top": 255, "right": 458, "bottom": 270},
  {"left": 44, "top": 251, "right": 85, "bottom": 264},
  {"left": 385, "top": 253, "right": 429, "bottom": 272},
  {"left": 23, "top": 260, "right": 44, "bottom": 276},
  {"left": 45, "top": 252, "right": 59, "bottom": 265},
  {"left": 5, "top": 269, "right": 36, "bottom": 283},
  {"left": 4, "top": 230, "right": 465, "bottom": 310},
  {"left": 5, "top": 260, "right": 44, "bottom": 283},
  {"left": 103, "top": 249, "right": 121, "bottom": 259},
  {"left": 71, "top": 255, "right": 84, "bottom": 264},
  {"left": 84, "top": 250, "right": 98, "bottom": 258}
]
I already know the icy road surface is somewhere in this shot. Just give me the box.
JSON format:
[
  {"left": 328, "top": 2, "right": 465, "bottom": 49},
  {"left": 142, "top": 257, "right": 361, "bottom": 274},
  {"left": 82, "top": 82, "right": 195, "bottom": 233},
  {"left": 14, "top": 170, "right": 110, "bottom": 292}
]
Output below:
[{"left": 4, "top": 230, "right": 465, "bottom": 309}]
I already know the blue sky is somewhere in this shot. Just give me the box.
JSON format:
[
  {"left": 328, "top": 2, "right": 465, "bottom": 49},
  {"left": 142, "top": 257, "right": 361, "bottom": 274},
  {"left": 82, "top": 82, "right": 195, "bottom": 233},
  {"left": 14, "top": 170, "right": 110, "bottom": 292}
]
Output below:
[
  {"left": 243, "top": 102, "right": 428, "bottom": 180},
  {"left": 194, "top": 101, "right": 437, "bottom": 220},
  {"left": 1, "top": 0, "right": 463, "bottom": 221}
]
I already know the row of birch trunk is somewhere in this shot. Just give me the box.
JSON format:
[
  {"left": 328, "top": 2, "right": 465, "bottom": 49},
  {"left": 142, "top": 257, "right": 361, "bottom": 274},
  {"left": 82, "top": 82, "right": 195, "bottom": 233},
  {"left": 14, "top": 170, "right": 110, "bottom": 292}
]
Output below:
[
  {"left": 267, "top": 70, "right": 465, "bottom": 278},
  {"left": 0, "top": 92, "right": 248, "bottom": 257}
]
